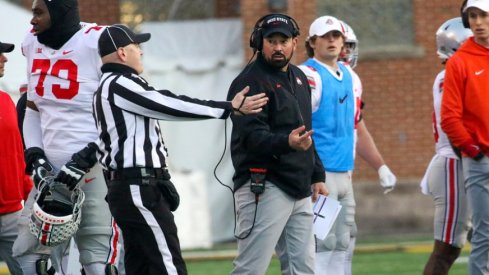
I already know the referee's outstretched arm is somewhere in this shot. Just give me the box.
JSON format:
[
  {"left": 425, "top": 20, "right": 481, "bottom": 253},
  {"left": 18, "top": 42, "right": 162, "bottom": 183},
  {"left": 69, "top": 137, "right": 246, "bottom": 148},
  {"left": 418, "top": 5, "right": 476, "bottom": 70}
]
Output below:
[{"left": 99, "top": 72, "right": 267, "bottom": 121}]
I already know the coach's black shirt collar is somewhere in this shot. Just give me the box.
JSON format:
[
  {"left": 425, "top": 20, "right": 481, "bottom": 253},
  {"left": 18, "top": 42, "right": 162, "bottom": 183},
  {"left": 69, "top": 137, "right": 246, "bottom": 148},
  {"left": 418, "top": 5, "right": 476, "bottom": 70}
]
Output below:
[{"left": 101, "top": 63, "right": 139, "bottom": 75}]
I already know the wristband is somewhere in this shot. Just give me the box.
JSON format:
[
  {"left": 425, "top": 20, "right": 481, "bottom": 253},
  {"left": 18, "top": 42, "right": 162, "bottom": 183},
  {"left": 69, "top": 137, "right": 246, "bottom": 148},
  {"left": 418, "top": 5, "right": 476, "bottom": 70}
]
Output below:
[{"left": 233, "top": 96, "right": 246, "bottom": 115}]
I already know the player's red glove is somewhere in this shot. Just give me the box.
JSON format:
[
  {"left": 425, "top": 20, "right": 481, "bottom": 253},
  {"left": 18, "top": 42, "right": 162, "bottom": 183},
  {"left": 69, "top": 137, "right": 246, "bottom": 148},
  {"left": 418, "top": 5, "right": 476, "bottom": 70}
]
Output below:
[{"left": 460, "top": 141, "right": 484, "bottom": 161}]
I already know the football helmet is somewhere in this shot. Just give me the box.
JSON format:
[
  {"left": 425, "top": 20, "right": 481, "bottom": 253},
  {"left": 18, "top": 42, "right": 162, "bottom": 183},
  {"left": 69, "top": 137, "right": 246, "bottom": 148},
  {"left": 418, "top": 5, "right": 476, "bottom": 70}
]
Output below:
[
  {"left": 436, "top": 17, "right": 473, "bottom": 60},
  {"left": 340, "top": 21, "right": 359, "bottom": 69},
  {"left": 29, "top": 176, "right": 85, "bottom": 247}
]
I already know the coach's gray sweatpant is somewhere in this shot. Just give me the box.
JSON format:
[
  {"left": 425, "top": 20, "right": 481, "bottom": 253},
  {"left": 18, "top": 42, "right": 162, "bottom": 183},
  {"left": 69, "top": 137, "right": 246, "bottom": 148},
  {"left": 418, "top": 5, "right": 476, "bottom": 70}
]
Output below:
[{"left": 231, "top": 181, "right": 315, "bottom": 275}]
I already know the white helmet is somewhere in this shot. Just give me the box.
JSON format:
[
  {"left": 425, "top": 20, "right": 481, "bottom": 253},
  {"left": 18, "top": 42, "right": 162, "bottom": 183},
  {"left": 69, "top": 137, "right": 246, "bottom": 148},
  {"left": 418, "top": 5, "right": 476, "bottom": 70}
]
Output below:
[
  {"left": 29, "top": 176, "right": 85, "bottom": 247},
  {"left": 340, "top": 21, "right": 359, "bottom": 68},
  {"left": 436, "top": 17, "right": 473, "bottom": 60}
]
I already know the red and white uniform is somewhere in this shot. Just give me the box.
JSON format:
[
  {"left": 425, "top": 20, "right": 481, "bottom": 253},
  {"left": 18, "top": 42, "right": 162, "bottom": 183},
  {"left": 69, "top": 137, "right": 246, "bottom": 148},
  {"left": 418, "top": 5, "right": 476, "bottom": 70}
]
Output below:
[
  {"left": 344, "top": 63, "right": 363, "bottom": 152},
  {"left": 300, "top": 60, "right": 361, "bottom": 274},
  {"left": 420, "top": 70, "right": 470, "bottom": 247},
  {"left": 432, "top": 71, "right": 459, "bottom": 160},
  {"left": 22, "top": 23, "right": 103, "bottom": 168},
  {"left": 13, "top": 23, "right": 119, "bottom": 270}
]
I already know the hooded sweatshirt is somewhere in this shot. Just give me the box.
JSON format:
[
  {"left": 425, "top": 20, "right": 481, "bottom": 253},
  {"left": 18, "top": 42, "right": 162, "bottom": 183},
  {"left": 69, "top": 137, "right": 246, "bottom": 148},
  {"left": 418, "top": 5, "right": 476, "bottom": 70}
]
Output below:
[
  {"left": 37, "top": 0, "right": 81, "bottom": 49},
  {"left": 441, "top": 37, "right": 489, "bottom": 155},
  {"left": 0, "top": 91, "right": 32, "bottom": 213}
]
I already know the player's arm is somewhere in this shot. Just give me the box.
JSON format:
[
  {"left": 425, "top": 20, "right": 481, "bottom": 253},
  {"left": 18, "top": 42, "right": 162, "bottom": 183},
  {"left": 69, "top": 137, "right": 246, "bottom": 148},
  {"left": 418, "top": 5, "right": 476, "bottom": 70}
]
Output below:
[
  {"left": 298, "top": 65, "right": 322, "bottom": 112},
  {"left": 17, "top": 94, "right": 33, "bottom": 197},
  {"left": 23, "top": 100, "right": 54, "bottom": 187},
  {"left": 357, "top": 120, "right": 396, "bottom": 194},
  {"left": 356, "top": 120, "right": 384, "bottom": 170}
]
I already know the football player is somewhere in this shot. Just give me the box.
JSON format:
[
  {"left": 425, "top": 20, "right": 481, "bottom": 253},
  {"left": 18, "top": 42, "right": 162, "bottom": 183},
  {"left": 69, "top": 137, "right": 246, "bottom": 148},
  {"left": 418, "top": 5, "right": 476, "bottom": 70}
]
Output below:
[
  {"left": 299, "top": 16, "right": 397, "bottom": 275},
  {"left": 421, "top": 17, "right": 472, "bottom": 275},
  {"left": 12, "top": 0, "right": 119, "bottom": 274},
  {"left": 339, "top": 20, "right": 398, "bottom": 275}
]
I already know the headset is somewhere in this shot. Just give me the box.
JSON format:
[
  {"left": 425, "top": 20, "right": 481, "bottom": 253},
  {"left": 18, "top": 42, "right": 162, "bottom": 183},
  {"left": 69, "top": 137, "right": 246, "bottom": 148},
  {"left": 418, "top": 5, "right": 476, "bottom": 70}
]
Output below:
[
  {"left": 249, "top": 13, "right": 301, "bottom": 52},
  {"left": 461, "top": 0, "right": 470, "bottom": 28}
]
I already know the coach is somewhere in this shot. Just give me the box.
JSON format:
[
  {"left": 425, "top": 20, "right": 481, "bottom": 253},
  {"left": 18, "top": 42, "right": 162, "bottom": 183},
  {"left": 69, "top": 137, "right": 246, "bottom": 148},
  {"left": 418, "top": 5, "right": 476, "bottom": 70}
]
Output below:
[{"left": 93, "top": 24, "right": 267, "bottom": 275}]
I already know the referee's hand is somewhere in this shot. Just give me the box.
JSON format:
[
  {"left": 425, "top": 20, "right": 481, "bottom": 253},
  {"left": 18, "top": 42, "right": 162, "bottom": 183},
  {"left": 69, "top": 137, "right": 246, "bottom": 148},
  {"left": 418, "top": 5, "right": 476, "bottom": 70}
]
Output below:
[{"left": 232, "top": 86, "right": 268, "bottom": 115}]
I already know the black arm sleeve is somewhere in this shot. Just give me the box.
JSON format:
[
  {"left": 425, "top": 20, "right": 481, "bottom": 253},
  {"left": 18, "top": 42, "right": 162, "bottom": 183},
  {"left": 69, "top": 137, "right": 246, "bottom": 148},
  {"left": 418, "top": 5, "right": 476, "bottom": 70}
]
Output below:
[{"left": 16, "top": 93, "right": 27, "bottom": 149}]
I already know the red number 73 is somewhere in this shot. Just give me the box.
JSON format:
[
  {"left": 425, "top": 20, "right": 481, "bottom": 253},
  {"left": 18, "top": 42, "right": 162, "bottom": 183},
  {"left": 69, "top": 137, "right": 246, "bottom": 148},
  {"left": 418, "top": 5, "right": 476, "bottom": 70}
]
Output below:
[{"left": 32, "top": 59, "right": 79, "bottom": 99}]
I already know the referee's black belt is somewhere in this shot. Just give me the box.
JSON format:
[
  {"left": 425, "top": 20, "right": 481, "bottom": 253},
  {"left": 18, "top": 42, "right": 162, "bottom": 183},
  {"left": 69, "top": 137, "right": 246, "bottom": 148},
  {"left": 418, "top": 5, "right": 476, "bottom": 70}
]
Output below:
[{"left": 105, "top": 167, "right": 170, "bottom": 181}]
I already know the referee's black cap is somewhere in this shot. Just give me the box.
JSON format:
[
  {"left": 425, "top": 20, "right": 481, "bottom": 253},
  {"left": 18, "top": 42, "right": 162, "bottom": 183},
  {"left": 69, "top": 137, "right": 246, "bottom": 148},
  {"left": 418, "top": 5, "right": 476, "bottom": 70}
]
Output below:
[
  {"left": 0, "top": 42, "right": 14, "bottom": 53},
  {"left": 98, "top": 24, "right": 151, "bottom": 57}
]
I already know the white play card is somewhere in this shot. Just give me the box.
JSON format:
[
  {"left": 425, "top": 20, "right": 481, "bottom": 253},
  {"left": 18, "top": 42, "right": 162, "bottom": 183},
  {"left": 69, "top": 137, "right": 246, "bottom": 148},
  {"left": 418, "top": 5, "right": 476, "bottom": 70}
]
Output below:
[{"left": 313, "top": 195, "right": 342, "bottom": 240}]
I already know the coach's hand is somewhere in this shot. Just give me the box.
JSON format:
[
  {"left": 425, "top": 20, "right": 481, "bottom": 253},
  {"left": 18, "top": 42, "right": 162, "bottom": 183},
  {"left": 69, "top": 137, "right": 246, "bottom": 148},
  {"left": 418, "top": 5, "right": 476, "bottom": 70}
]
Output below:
[
  {"left": 311, "top": 182, "right": 328, "bottom": 202},
  {"left": 25, "top": 147, "right": 54, "bottom": 188},
  {"left": 289, "top": 126, "right": 313, "bottom": 151},
  {"left": 378, "top": 165, "right": 396, "bottom": 194},
  {"left": 232, "top": 86, "right": 268, "bottom": 115}
]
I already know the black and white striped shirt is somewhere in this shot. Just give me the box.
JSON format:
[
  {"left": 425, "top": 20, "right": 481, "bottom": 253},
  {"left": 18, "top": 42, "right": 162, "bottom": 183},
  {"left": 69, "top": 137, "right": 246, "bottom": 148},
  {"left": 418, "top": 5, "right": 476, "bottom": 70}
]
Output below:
[{"left": 93, "top": 63, "right": 232, "bottom": 170}]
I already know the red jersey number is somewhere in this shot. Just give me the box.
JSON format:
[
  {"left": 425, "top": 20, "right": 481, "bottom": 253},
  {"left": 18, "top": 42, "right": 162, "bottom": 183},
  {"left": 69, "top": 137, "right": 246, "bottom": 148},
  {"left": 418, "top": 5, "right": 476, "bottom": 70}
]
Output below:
[{"left": 32, "top": 59, "right": 79, "bottom": 99}]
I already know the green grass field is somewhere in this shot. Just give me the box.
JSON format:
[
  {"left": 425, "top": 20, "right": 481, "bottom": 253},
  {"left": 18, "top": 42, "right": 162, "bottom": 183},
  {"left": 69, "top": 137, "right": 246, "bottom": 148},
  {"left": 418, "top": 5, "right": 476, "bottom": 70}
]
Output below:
[
  {"left": 0, "top": 239, "right": 470, "bottom": 274},
  {"left": 185, "top": 247, "right": 469, "bottom": 275},
  {"left": 184, "top": 240, "right": 470, "bottom": 275}
]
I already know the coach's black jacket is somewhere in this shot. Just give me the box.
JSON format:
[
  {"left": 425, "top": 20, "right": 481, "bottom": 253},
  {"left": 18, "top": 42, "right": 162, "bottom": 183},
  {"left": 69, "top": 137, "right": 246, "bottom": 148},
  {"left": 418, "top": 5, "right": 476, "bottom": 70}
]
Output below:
[{"left": 227, "top": 54, "right": 325, "bottom": 199}]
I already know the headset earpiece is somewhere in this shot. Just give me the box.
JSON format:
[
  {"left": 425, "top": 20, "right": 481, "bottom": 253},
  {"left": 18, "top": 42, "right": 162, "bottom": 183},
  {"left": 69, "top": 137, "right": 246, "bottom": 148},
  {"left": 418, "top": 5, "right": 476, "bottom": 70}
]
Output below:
[
  {"left": 249, "top": 14, "right": 300, "bottom": 52},
  {"left": 461, "top": 0, "right": 470, "bottom": 28},
  {"left": 249, "top": 14, "right": 268, "bottom": 52},
  {"left": 249, "top": 26, "right": 264, "bottom": 52}
]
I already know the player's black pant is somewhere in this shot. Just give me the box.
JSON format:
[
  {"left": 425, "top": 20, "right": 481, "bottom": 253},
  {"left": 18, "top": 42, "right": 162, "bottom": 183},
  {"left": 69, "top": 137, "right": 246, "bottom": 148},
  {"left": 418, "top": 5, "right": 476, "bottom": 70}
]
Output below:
[{"left": 105, "top": 170, "right": 187, "bottom": 275}]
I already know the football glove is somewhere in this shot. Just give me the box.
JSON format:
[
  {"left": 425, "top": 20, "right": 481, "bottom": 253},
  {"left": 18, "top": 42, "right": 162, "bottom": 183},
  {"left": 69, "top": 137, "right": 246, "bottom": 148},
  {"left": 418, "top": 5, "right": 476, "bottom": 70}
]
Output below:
[
  {"left": 25, "top": 147, "right": 54, "bottom": 188},
  {"left": 378, "top": 165, "right": 397, "bottom": 194},
  {"left": 55, "top": 143, "right": 98, "bottom": 190},
  {"left": 55, "top": 160, "right": 88, "bottom": 190}
]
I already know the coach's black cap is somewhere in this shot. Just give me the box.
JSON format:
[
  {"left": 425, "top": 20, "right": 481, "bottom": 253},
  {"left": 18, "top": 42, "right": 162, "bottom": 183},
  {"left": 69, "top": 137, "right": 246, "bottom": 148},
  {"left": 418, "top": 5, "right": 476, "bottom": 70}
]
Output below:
[
  {"left": 0, "top": 42, "right": 14, "bottom": 53},
  {"left": 261, "top": 14, "right": 296, "bottom": 38},
  {"left": 98, "top": 24, "right": 151, "bottom": 57}
]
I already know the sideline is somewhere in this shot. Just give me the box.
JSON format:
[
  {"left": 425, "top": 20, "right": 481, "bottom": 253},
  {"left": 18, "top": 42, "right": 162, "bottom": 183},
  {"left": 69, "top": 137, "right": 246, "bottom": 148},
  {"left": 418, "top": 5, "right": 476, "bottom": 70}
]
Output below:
[
  {"left": 181, "top": 241, "right": 472, "bottom": 262},
  {"left": 0, "top": 241, "right": 471, "bottom": 271}
]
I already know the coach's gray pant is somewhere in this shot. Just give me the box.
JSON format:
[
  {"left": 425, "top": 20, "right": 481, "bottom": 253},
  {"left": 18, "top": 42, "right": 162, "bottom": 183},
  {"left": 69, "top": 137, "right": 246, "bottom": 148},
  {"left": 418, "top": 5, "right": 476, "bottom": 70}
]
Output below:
[
  {"left": 0, "top": 210, "right": 22, "bottom": 275},
  {"left": 231, "top": 181, "right": 315, "bottom": 275},
  {"left": 463, "top": 156, "right": 489, "bottom": 275}
]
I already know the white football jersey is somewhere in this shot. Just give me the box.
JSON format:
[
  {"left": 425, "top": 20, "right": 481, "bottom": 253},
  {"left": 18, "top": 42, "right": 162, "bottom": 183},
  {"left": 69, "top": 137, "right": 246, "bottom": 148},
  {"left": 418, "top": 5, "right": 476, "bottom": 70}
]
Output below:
[
  {"left": 344, "top": 63, "right": 363, "bottom": 155},
  {"left": 344, "top": 63, "right": 363, "bottom": 127},
  {"left": 23, "top": 23, "right": 105, "bottom": 169},
  {"left": 432, "top": 70, "right": 459, "bottom": 159}
]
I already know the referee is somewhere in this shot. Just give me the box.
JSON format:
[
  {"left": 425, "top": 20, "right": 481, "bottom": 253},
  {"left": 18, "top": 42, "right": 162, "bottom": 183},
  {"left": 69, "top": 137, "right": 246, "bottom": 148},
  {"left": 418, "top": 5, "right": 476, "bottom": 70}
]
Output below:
[{"left": 93, "top": 24, "right": 267, "bottom": 275}]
